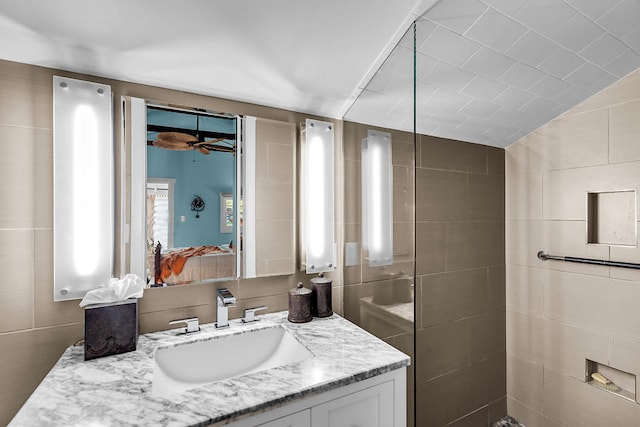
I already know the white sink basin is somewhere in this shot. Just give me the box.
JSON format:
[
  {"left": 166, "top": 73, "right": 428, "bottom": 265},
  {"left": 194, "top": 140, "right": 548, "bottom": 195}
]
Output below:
[{"left": 152, "top": 325, "right": 312, "bottom": 397}]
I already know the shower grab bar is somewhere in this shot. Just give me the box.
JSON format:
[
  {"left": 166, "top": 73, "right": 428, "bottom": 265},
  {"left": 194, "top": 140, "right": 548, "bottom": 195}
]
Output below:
[{"left": 537, "top": 251, "right": 640, "bottom": 270}]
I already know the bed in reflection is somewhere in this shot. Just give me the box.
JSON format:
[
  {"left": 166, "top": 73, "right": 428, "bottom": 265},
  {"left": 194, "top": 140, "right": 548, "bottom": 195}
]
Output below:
[{"left": 150, "top": 244, "right": 235, "bottom": 286}]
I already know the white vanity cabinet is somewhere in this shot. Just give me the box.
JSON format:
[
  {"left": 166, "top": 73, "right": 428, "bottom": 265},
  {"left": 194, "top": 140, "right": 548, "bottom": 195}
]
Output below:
[{"left": 228, "top": 368, "right": 405, "bottom": 427}]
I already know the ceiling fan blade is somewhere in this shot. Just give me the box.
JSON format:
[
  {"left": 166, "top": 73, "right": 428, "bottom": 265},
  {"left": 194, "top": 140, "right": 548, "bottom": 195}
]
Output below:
[
  {"left": 152, "top": 139, "right": 193, "bottom": 151},
  {"left": 197, "top": 147, "right": 210, "bottom": 155},
  {"left": 194, "top": 138, "right": 225, "bottom": 146},
  {"left": 157, "top": 132, "right": 197, "bottom": 143}
]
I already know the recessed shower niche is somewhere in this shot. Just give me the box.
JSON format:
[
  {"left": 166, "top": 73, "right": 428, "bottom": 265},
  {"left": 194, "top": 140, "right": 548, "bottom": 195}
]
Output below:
[{"left": 587, "top": 190, "right": 637, "bottom": 246}]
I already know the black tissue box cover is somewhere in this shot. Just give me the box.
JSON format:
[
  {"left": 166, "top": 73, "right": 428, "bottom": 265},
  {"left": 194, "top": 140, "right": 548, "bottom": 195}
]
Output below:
[{"left": 84, "top": 299, "right": 138, "bottom": 360}]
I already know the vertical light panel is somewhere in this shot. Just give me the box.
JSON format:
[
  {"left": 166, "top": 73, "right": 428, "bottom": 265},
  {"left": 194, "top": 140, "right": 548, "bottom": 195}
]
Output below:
[
  {"left": 242, "top": 116, "right": 257, "bottom": 278},
  {"left": 304, "top": 119, "right": 335, "bottom": 273},
  {"left": 362, "top": 130, "right": 393, "bottom": 266},
  {"left": 54, "top": 76, "right": 113, "bottom": 301}
]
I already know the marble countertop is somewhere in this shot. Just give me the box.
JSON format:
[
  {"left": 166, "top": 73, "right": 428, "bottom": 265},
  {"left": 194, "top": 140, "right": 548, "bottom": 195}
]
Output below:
[{"left": 10, "top": 312, "right": 410, "bottom": 427}]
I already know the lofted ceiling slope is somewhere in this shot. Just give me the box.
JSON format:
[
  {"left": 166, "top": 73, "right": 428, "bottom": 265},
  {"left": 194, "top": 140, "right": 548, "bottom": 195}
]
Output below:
[
  {"left": 346, "top": 0, "right": 640, "bottom": 147},
  {"left": 0, "top": 0, "right": 639, "bottom": 147}
]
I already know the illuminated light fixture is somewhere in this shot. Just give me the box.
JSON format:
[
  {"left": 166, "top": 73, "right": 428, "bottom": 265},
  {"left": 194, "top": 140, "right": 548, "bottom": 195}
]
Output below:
[
  {"left": 303, "top": 119, "right": 335, "bottom": 273},
  {"left": 54, "top": 76, "right": 113, "bottom": 301},
  {"left": 362, "top": 130, "right": 393, "bottom": 266}
]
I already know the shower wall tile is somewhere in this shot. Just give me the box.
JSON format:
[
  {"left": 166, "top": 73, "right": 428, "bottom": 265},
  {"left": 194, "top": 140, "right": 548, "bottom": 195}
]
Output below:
[
  {"left": 505, "top": 264, "right": 544, "bottom": 316},
  {"left": 543, "top": 269, "right": 640, "bottom": 343},
  {"left": 488, "top": 265, "right": 506, "bottom": 310},
  {"left": 528, "top": 109, "right": 609, "bottom": 171},
  {"left": 543, "top": 160, "right": 640, "bottom": 220},
  {"left": 506, "top": 310, "right": 609, "bottom": 381},
  {"left": 416, "top": 169, "right": 467, "bottom": 221},
  {"left": 488, "top": 397, "right": 508, "bottom": 424},
  {"left": 506, "top": 397, "right": 563, "bottom": 427},
  {"left": 445, "top": 220, "right": 504, "bottom": 270},
  {"left": 543, "top": 367, "right": 640, "bottom": 427},
  {"left": 421, "top": 267, "right": 488, "bottom": 328},
  {"left": 506, "top": 219, "right": 609, "bottom": 276},
  {"left": 416, "top": 375, "right": 448, "bottom": 427},
  {"left": 420, "top": 135, "right": 488, "bottom": 173},
  {"left": 609, "top": 99, "right": 640, "bottom": 163},
  {"left": 448, "top": 407, "right": 488, "bottom": 427},
  {"left": 416, "top": 221, "right": 446, "bottom": 274},
  {"left": 505, "top": 134, "right": 544, "bottom": 174},
  {"left": 610, "top": 337, "right": 640, "bottom": 386},
  {"left": 467, "top": 173, "right": 505, "bottom": 220},
  {"left": 507, "top": 66, "right": 640, "bottom": 427},
  {"left": 414, "top": 136, "right": 506, "bottom": 426},
  {"left": 506, "top": 171, "right": 542, "bottom": 220},
  {"left": 416, "top": 319, "right": 469, "bottom": 382},
  {"left": 487, "top": 146, "right": 505, "bottom": 176},
  {"left": 506, "top": 354, "right": 544, "bottom": 411},
  {"left": 469, "top": 310, "right": 505, "bottom": 363},
  {"left": 445, "top": 352, "right": 506, "bottom": 423}
]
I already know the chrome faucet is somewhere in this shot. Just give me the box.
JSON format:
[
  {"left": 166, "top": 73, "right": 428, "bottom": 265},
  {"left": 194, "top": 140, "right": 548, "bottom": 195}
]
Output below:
[{"left": 215, "top": 288, "right": 236, "bottom": 329}]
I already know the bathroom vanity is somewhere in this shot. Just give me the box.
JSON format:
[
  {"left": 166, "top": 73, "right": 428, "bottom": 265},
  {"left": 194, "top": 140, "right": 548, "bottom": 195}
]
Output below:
[{"left": 10, "top": 312, "right": 409, "bottom": 426}]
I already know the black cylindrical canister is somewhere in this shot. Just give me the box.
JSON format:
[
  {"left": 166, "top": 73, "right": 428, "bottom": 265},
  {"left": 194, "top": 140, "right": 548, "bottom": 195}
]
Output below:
[
  {"left": 311, "top": 276, "right": 333, "bottom": 318},
  {"left": 288, "top": 282, "right": 312, "bottom": 323}
]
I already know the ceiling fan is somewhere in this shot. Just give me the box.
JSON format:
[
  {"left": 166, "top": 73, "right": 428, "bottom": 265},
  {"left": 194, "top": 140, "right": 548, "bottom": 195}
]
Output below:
[{"left": 152, "top": 131, "right": 226, "bottom": 155}]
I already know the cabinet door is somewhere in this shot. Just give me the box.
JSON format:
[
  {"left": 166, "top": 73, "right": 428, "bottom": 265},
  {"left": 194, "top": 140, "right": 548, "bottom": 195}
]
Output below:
[
  {"left": 258, "top": 409, "right": 311, "bottom": 427},
  {"left": 311, "top": 381, "right": 394, "bottom": 427}
]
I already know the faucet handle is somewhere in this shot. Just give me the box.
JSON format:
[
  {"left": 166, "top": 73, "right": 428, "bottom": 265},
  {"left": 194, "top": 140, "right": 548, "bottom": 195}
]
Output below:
[
  {"left": 169, "top": 317, "right": 200, "bottom": 334},
  {"left": 242, "top": 306, "right": 268, "bottom": 323}
]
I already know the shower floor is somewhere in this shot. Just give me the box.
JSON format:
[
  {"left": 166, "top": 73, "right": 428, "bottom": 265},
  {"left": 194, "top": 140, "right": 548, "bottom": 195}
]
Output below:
[{"left": 492, "top": 415, "right": 525, "bottom": 427}]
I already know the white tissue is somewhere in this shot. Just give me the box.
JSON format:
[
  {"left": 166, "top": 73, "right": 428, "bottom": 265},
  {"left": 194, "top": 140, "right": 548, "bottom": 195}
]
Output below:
[{"left": 79, "top": 274, "right": 145, "bottom": 307}]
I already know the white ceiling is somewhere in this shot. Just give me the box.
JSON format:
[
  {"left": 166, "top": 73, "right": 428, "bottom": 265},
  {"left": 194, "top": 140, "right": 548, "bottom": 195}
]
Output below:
[
  {"left": 0, "top": 0, "right": 434, "bottom": 118},
  {"left": 0, "top": 0, "right": 639, "bottom": 148}
]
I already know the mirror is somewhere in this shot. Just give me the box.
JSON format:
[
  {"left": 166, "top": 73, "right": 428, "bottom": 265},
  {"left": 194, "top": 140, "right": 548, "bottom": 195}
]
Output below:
[
  {"left": 121, "top": 97, "right": 296, "bottom": 287},
  {"left": 145, "top": 105, "right": 238, "bottom": 286}
]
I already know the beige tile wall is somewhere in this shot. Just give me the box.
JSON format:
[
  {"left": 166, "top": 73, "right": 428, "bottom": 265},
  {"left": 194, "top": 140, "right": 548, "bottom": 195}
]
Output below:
[
  {"left": 416, "top": 135, "right": 506, "bottom": 427},
  {"left": 506, "top": 67, "right": 640, "bottom": 425},
  {"left": 0, "top": 58, "right": 343, "bottom": 425}
]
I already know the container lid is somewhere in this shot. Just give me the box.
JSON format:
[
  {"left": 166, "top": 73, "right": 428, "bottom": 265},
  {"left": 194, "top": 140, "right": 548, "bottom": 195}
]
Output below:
[
  {"left": 311, "top": 276, "right": 332, "bottom": 285},
  {"left": 289, "top": 282, "right": 312, "bottom": 296}
]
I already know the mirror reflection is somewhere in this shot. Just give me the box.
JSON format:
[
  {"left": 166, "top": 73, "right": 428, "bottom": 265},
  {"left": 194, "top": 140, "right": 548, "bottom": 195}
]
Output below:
[{"left": 145, "top": 106, "right": 238, "bottom": 286}]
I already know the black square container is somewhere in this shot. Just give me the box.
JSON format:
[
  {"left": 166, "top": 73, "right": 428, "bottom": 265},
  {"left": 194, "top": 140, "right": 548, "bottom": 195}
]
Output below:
[{"left": 84, "top": 299, "right": 138, "bottom": 360}]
